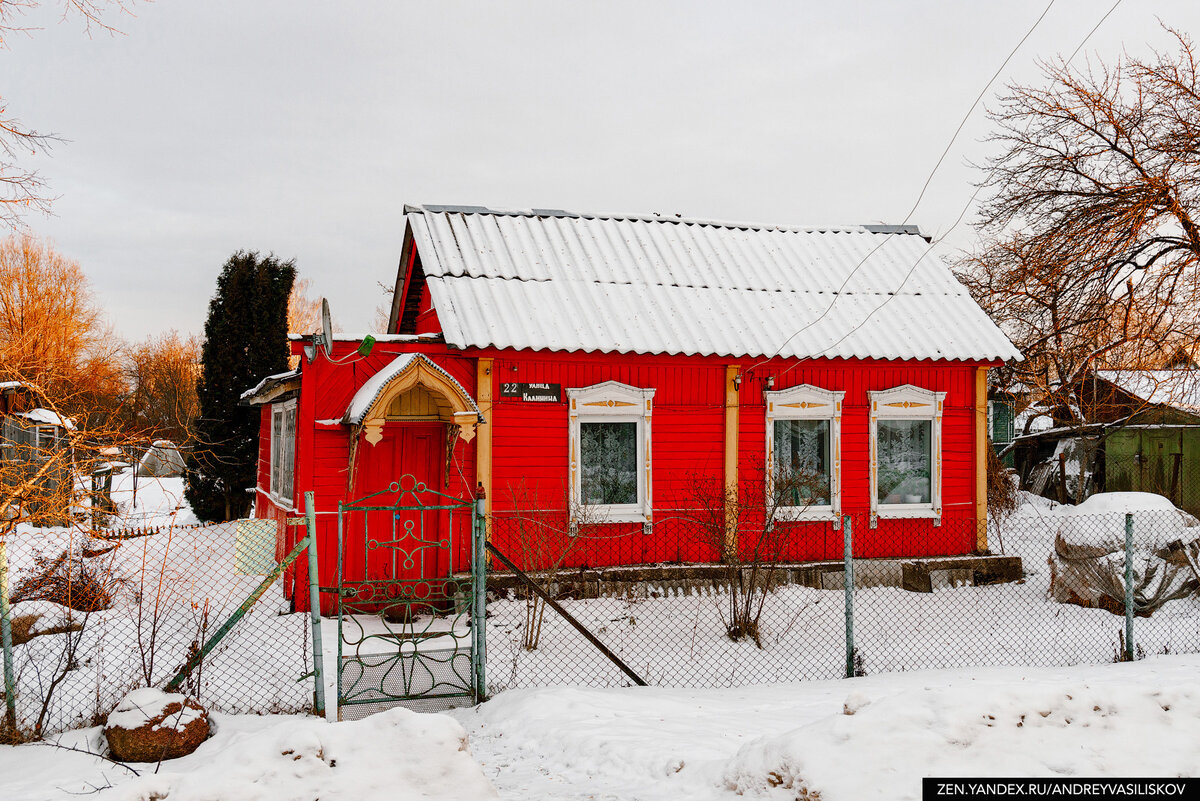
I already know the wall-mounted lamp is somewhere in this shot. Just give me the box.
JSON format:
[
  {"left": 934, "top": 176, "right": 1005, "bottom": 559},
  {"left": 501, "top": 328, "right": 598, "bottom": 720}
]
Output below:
[
  {"left": 766, "top": 376, "right": 775, "bottom": 390},
  {"left": 733, "top": 375, "right": 742, "bottom": 390}
]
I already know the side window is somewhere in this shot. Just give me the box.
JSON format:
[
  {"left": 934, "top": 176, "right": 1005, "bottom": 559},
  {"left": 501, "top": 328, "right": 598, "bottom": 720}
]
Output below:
[
  {"left": 869, "top": 385, "right": 945, "bottom": 524},
  {"left": 567, "top": 381, "right": 655, "bottom": 525},
  {"left": 765, "top": 384, "right": 843, "bottom": 521},
  {"left": 270, "top": 400, "right": 297, "bottom": 504}
]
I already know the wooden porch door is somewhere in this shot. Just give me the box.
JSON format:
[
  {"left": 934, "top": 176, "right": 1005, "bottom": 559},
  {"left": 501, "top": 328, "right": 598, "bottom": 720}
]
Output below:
[{"left": 352, "top": 422, "right": 448, "bottom": 584}]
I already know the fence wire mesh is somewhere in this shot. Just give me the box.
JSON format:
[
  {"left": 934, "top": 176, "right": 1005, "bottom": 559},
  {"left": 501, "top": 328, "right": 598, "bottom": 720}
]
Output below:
[
  {"left": 483, "top": 506, "right": 1200, "bottom": 694},
  {"left": 2, "top": 518, "right": 312, "bottom": 737}
]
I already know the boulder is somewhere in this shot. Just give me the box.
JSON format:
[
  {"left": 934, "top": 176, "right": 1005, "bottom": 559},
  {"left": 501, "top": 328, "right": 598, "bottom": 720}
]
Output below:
[{"left": 105, "top": 688, "right": 209, "bottom": 762}]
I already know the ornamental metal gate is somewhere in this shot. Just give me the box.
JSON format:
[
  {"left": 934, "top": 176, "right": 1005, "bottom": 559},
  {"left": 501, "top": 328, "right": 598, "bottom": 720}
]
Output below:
[{"left": 334, "top": 476, "right": 485, "bottom": 716}]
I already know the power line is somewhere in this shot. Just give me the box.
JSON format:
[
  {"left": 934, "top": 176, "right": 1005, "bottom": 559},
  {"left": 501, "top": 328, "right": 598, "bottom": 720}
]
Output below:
[
  {"left": 780, "top": 0, "right": 1128, "bottom": 372},
  {"left": 747, "top": 0, "right": 1059, "bottom": 375},
  {"left": 1066, "top": 0, "right": 1123, "bottom": 67}
]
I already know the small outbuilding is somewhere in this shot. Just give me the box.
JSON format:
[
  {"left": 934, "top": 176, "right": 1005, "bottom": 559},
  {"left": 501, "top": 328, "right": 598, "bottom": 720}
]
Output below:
[
  {"left": 1012, "top": 369, "right": 1200, "bottom": 515},
  {"left": 1, "top": 381, "right": 75, "bottom": 524}
]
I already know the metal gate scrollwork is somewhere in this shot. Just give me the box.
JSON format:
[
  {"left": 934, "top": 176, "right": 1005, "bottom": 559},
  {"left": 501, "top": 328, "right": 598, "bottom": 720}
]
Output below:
[{"left": 334, "top": 475, "right": 485, "bottom": 715}]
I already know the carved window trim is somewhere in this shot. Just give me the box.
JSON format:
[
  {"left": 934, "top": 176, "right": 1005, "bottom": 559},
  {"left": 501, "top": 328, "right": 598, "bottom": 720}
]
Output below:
[
  {"left": 567, "top": 381, "right": 655, "bottom": 525},
  {"left": 764, "top": 384, "right": 844, "bottom": 523},
  {"left": 868, "top": 384, "right": 945, "bottom": 526}
]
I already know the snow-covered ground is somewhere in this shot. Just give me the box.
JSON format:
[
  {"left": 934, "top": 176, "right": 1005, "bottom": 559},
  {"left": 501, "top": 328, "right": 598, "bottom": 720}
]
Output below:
[
  {"left": 0, "top": 706, "right": 497, "bottom": 801},
  {"left": 105, "top": 468, "right": 200, "bottom": 528},
  {"left": 3, "top": 656, "right": 1198, "bottom": 800},
  {"left": 455, "top": 656, "right": 1200, "bottom": 801},
  {"left": 6, "top": 474, "right": 309, "bottom": 734}
]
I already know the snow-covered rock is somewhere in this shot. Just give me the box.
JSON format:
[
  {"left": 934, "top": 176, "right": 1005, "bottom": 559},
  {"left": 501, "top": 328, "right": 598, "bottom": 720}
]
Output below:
[{"left": 104, "top": 689, "right": 209, "bottom": 762}]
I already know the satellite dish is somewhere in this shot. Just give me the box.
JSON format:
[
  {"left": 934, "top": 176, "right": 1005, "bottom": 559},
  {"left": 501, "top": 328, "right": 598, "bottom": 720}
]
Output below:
[{"left": 310, "top": 298, "right": 333, "bottom": 362}]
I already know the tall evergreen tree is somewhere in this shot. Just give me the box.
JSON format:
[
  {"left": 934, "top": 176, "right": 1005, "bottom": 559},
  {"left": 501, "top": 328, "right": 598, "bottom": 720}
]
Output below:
[{"left": 185, "top": 251, "right": 295, "bottom": 521}]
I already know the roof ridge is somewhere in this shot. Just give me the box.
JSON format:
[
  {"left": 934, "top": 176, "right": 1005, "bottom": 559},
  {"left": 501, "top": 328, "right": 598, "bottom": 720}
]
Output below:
[
  {"left": 403, "top": 203, "right": 925, "bottom": 238},
  {"left": 434, "top": 272, "right": 966, "bottom": 296}
]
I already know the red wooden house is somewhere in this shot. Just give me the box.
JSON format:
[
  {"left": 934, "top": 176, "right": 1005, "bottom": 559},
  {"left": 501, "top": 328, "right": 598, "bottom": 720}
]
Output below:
[{"left": 245, "top": 205, "right": 1020, "bottom": 610}]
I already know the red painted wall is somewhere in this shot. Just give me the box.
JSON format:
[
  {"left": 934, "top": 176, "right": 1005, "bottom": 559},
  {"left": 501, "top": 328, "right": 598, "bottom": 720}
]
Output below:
[{"left": 256, "top": 339, "right": 992, "bottom": 612}]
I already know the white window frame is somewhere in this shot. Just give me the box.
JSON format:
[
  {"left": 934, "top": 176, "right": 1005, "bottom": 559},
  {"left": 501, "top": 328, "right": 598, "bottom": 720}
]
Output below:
[
  {"left": 764, "top": 384, "right": 843, "bottom": 523},
  {"left": 270, "top": 399, "right": 297, "bottom": 507},
  {"left": 567, "top": 381, "right": 655, "bottom": 526},
  {"left": 869, "top": 384, "right": 945, "bottom": 525}
]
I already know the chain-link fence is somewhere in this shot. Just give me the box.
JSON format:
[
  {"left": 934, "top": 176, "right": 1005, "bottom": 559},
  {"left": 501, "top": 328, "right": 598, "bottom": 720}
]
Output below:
[
  {"left": 7, "top": 501, "right": 1199, "bottom": 734},
  {"left": 1, "top": 519, "right": 313, "bottom": 737},
  {"left": 483, "top": 507, "right": 1200, "bottom": 693}
]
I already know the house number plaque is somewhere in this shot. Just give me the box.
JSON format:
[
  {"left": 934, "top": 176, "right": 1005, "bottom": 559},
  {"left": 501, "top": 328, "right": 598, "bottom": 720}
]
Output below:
[{"left": 500, "top": 382, "right": 562, "bottom": 402}]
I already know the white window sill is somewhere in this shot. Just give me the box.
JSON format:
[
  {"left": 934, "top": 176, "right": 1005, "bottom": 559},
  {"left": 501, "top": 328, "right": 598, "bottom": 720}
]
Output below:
[
  {"left": 775, "top": 506, "right": 838, "bottom": 522},
  {"left": 257, "top": 486, "right": 296, "bottom": 512},
  {"left": 578, "top": 506, "right": 647, "bottom": 524},
  {"left": 876, "top": 506, "right": 939, "bottom": 519}
]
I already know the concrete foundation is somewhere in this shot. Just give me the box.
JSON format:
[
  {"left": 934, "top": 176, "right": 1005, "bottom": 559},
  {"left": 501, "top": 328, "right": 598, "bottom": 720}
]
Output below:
[{"left": 474, "top": 554, "right": 1023, "bottom": 599}]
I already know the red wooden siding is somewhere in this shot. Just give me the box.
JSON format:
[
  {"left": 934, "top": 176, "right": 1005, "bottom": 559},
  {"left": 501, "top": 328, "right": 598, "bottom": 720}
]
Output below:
[{"left": 256, "top": 338, "right": 993, "bottom": 610}]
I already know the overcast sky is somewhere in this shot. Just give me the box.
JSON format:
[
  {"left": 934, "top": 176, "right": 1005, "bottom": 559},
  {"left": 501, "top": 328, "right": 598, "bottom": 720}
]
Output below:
[{"left": 5, "top": 0, "right": 1200, "bottom": 342}]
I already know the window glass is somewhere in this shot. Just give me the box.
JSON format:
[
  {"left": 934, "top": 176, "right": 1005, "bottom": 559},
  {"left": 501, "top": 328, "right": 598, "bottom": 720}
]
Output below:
[
  {"left": 877, "top": 419, "right": 931, "bottom": 504},
  {"left": 773, "top": 418, "right": 830, "bottom": 506},
  {"left": 281, "top": 406, "right": 296, "bottom": 499},
  {"left": 270, "top": 404, "right": 296, "bottom": 500},
  {"left": 271, "top": 409, "right": 283, "bottom": 494},
  {"left": 580, "top": 421, "right": 637, "bottom": 506}
]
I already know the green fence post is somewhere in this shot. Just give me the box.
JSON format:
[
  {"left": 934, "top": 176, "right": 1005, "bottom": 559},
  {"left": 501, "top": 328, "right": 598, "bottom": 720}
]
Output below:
[
  {"left": 843, "top": 514, "right": 855, "bottom": 679},
  {"left": 335, "top": 502, "right": 345, "bottom": 717},
  {"left": 305, "top": 492, "right": 326, "bottom": 718},
  {"left": 0, "top": 535, "right": 17, "bottom": 729},
  {"left": 1124, "top": 512, "right": 1135, "bottom": 662},
  {"left": 472, "top": 494, "right": 487, "bottom": 703}
]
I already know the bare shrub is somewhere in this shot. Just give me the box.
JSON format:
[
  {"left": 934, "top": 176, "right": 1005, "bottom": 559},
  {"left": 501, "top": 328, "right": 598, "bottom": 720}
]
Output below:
[
  {"left": 677, "top": 464, "right": 823, "bottom": 648},
  {"left": 12, "top": 547, "right": 120, "bottom": 613},
  {"left": 503, "top": 481, "right": 603, "bottom": 651}
]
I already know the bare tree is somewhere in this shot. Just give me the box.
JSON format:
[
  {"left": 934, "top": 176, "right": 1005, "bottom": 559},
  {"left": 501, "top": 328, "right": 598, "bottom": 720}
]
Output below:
[
  {"left": 500, "top": 480, "right": 605, "bottom": 651},
  {"left": 958, "top": 27, "right": 1200, "bottom": 497},
  {"left": 961, "top": 27, "right": 1200, "bottom": 389},
  {"left": 0, "top": 234, "right": 124, "bottom": 426},
  {"left": 1, "top": 1, "right": 136, "bottom": 229},
  {"left": 124, "top": 332, "right": 201, "bottom": 445}
]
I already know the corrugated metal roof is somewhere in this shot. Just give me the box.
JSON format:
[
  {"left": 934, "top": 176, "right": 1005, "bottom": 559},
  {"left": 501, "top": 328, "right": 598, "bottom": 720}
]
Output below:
[{"left": 404, "top": 205, "right": 1020, "bottom": 362}]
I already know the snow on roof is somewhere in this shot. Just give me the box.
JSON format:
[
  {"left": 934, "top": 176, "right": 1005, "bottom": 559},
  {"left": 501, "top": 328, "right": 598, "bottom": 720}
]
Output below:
[
  {"left": 1096, "top": 370, "right": 1200, "bottom": 413},
  {"left": 287, "top": 333, "right": 426, "bottom": 342},
  {"left": 404, "top": 205, "right": 1021, "bottom": 362},
  {"left": 239, "top": 369, "right": 302, "bottom": 401},
  {"left": 16, "top": 408, "right": 75, "bottom": 430},
  {"left": 343, "top": 353, "right": 479, "bottom": 425},
  {"left": 0, "top": 380, "right": 28, "bottom": 391}
]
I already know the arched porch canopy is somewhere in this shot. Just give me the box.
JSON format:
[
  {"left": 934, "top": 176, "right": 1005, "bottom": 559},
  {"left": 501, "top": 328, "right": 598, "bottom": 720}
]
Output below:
[{"left": 342, "top": 353, "right": 482, "bottom": 445}]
